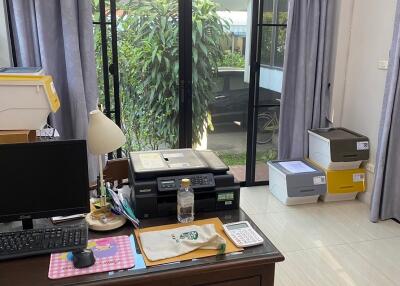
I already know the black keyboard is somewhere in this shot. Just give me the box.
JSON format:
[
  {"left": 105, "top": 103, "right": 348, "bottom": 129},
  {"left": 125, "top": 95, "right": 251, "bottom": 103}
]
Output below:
[{"left": 0, "top": 224, "right": 88, "bottom": 260}]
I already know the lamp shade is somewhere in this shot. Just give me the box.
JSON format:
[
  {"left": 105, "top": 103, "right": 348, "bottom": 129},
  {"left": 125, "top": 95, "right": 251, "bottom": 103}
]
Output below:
[{"left": 87, "top": 110, "right": 126, "bottom": 155}]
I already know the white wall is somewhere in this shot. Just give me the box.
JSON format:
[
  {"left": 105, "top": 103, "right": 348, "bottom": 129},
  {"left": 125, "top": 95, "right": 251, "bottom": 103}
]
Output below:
[
  {"left": 330, "top": 0, "right": 397, "bottom": 204},
  {"left": 0, "top": 0, "right": 11, "bottom": 67}
]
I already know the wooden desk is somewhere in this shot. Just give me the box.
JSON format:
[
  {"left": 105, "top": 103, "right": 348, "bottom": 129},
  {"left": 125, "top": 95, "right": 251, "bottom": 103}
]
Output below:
[{"left": 0, "top": 209, "right": 284, "bottom": 286}]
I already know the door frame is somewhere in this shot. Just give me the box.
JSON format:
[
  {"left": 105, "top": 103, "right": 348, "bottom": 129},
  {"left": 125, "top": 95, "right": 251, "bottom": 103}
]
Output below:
[{"left": 245, "top": 0, "right": 287, "bottom": 186}]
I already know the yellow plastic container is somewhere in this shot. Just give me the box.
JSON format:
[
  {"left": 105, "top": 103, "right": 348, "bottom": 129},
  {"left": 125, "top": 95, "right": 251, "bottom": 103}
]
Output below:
[
  {"left": 308, "top": 159, "right": 366, "bottom": 201},
  {"left": 0, "top": 75, "right": 60, "bottom": 130}
]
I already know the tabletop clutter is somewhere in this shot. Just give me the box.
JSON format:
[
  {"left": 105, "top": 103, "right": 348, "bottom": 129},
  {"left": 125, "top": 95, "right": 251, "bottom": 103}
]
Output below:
[
  {"left": 47, "top": 173, "right": 245, "bottom": 279},
  {"left": 48, "top": 216, "right": 244, "bottom": 279}
]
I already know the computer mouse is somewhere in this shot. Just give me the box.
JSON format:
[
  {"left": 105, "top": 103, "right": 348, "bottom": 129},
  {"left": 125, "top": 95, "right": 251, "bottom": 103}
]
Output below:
[{"left": 72, "top": 249, "right": 96, "bottom": 268}]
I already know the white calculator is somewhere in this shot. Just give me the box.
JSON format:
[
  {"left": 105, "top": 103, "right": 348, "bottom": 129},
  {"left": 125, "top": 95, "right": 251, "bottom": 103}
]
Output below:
[{"left": 222, "top": 221, "right": 264, "bottom": 248}]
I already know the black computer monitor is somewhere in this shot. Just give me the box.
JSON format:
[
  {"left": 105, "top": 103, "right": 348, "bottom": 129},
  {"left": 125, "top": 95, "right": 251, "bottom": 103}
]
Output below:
[{"left": 0, "top": 140, "right": 90, "bottom": 229}]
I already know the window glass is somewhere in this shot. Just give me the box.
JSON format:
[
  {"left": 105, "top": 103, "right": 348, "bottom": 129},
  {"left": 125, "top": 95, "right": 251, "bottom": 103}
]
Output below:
[
  {"left": 229, "top": 75, "right": 249, "bottom": 90},
  {"left": 262, "top": 0, "right": 274, "bottom": 24},
  {"left": 277, "top": 0, "right": 288, "bottom": 24},
  {"left": 274, "top": 26, "right": 286, "bottom": 67},
  {"left": 212, "top": 77, "right": 225, "bottom": 93},
  {"left": 260, "top": 26, "right": 273, "bottom": 66}
]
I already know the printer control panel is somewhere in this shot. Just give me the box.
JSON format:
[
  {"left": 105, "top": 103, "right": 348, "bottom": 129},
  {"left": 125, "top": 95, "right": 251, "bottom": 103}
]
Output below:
[{"left": 157, "top": 173, "right": 215, "bottom": 192}]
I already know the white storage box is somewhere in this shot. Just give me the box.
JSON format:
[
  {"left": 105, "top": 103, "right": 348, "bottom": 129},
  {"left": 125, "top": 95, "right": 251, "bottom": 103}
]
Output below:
[
  {"left": 0, "top": 75, "right": 60, "bottom": 130},
  {"left": 268, "top": 159, "right": 327, "bottom": 205},
  {"left": 308, "top": 128, "right": 369, "bottom": 170},
  {"left": 0, "top": 67, "right": 44, "bottom": 75}
]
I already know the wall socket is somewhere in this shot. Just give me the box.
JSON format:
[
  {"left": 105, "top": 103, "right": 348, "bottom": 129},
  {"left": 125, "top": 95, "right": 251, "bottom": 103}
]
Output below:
[
  {"left": 377, "top": 60, "right": 389, "bottom": 70},
  {"left": 366, "top": 163, "right": 375, "bottom": 173}
]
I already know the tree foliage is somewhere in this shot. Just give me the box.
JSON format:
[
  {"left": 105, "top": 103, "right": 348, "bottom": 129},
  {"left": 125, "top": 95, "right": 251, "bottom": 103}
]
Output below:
[{"left": 93, "top": 0, "right": 228, "bottom": 152}]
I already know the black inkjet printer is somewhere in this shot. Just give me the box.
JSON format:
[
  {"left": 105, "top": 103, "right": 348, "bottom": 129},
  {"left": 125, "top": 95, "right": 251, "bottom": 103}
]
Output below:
[{"left": 128, "top": 149, "right": 240, "bottom": 218}]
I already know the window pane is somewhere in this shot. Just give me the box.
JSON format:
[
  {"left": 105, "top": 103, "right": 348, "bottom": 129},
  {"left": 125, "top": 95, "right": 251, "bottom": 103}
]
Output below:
[
  {"left": 92, "top": 0, "right": 110, "bottom": 22},
  {"left": 120, "top": 0, "right": 179, "bottom": 153},
  {"left": 274, "top": 26, "right": 287, "bottom": 67},
  {"left": 94, "top": 0, "right": 181, "bottom": 155},
  {"left": 262, "top": 0, "right": 274, "bottom": 24},
  {"left": 255, "top": 105, "right": 279, "bottom": 182},
  {"left": 277, "top": 0, "right": 288, "bottom": 24},
  {"left": 93, "top": 23, "right": 113, "bottom": 112},
  {"left": 193, "top": 1, "right": 250, "bottom": 183},
  {"left": 260, "top": 26, "right": 273, "bottom": 66}
]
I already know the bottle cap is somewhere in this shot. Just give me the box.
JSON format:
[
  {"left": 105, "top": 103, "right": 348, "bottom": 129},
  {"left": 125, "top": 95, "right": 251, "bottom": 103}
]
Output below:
[{"left": 181, "top": 178, "right": 191, "bottom": 188}]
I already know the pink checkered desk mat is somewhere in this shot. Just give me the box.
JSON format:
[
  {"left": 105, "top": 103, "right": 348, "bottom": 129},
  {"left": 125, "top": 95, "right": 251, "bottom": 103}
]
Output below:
[{"left": 48, "top": 235, "right": 135, "bottom": 279}]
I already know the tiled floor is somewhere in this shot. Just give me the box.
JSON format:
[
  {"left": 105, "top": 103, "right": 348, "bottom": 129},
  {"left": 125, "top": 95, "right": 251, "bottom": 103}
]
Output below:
[{"left": 240, "top": 186, "right": 400, "bottom": 286}]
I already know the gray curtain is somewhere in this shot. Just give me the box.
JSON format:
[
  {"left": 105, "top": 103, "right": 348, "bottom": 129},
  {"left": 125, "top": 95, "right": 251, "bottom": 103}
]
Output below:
[
  {"left": 9, "top": 0, "right": 99, "bottom": 182},
  {"left": 370, "top": 2, "right": 400, "bottom": 222},
  {"left": 278, "top": 0, "right": 334, "bottom": 159}
]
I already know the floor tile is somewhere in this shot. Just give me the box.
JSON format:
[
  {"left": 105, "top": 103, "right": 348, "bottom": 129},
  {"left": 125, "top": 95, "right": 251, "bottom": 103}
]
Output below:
[
  {"left": 250, "top": 209, "right": 349, "bottom": 252},
  {"left": 278, "top": 245, "right": 395, "bottom": 286},
  {"left": 243, "top": 186, "right": 400, "bottom": 284},
  {"left": 350, "top": 237, "right": 400, "bottom": 285},
  {"left": 292, "top": 201, "right": 400, "bottom": 243},
  {"left": 240, "top": 186, "right": 287, "bottom": 215}
]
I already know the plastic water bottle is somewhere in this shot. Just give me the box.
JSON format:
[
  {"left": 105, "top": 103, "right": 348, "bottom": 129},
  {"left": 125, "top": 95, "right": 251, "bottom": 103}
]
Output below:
[{"left": 177, "top": 178, "right": 194, "bottom": 223}]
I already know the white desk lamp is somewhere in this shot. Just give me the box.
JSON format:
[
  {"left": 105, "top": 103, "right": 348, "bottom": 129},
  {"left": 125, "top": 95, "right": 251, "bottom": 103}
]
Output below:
[{"left": 86, "top": 110, "right": 127, "bottom": 231}]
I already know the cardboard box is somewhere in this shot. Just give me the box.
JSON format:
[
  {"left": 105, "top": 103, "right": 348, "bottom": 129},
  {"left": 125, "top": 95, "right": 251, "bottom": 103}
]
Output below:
[{"left": 0, "top": 130, "right": 36, "bottom": 144}]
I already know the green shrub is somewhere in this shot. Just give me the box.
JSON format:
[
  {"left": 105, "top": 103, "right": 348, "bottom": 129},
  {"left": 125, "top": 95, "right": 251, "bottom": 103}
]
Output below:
[
  {"left": 94, "top": 0, "right": 229, "bottom": 152},
  {"left": 218, "top": 52, "right": 245, "bottom": 68}
]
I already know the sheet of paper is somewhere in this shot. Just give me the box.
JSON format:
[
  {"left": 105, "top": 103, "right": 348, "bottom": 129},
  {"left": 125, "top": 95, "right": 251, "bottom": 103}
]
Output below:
[
  {"left": 163, "top": 152, "right": 184, "bottom": 159},
  {"left": 279, "top": 161, "right": 316, "bottom": 173},
  {"left": 134, "top": 218, "right": 242, "bottom": 267},
  {"left": 139, "top": 153, "right": 165, "bottom": 169}
]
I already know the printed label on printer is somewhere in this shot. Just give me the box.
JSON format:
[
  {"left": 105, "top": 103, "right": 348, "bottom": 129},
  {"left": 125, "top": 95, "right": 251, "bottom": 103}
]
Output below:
[
  {"left": 357, "top": 141, "right": 369, "bottom": 150},
  {"left": 313, "top": 176, "right": 326, "bottom": 185},
  {"left": 353, "top": 173, "right": 365, "bottom": 182}
]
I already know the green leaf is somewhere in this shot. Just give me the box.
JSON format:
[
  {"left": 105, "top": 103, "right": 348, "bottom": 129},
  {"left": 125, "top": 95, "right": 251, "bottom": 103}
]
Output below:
[
  {"left": 151, "top": 47, "right": 158, "bottom": 62},
  {"left": 164, "top": 57, "right": 170, "bottom": 70},
  {"left": 198, "top": 42, "right": 208, "bottom": 55},
  {"left": 196, "top": 20, "right": 203, "bottom": 35},
  {"left": 192, "top": 31, "right": 197, "bottom": 45},
  {"left": 161, "top": 16, "right": 166, "bottom": 31},
  {"left": 173, "top": 62, "right": 179, "bottom": 74},
  {"left": 193, "top": 48, "right": 198, "bottom": 64}
]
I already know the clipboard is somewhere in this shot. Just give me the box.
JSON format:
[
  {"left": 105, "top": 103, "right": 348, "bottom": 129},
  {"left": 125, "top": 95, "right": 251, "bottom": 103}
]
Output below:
[{"left": 134, "top": 218, "right": 242, "bottom": 266}]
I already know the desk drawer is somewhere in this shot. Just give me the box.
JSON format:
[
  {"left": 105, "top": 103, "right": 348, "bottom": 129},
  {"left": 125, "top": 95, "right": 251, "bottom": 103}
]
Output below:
[{"left": 199, "top": 276, "right": 261, "bottom": 286}]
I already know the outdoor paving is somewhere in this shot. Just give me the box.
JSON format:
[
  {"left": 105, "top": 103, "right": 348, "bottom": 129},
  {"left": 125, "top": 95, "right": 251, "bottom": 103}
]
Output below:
[{"left": 207, "top": 131, "right": 274, "bottom": 153}]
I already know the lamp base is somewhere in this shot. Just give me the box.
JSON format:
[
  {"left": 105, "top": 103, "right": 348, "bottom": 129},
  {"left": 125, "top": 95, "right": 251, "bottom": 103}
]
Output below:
[{"left": 85, "top": 207, "right": 127, "bottom": 231}]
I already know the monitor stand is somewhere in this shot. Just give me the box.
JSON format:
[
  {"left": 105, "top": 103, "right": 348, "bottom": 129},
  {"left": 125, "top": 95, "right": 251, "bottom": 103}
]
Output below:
[{"left": 22, "top": 218, "right": 34, "bottom": 230}]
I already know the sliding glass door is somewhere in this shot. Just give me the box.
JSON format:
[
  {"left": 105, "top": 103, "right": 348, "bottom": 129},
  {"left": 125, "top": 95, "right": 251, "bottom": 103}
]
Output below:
[
  {"left": 93, "top": 0, "right": 181, "bottom": 156},
  {"left": 192, "top": 0, "right": 251, "bottom": 184},
  {"left": 246, "top": 0, "right": 287, "bottom": 185},
  {"left": 92, "top": 0, "right": 287, "bottom": 185}
]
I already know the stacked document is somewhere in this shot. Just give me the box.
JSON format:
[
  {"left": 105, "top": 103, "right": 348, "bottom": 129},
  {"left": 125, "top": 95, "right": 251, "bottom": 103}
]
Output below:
[{"left": 107, "top": 187, "right": 140, "bottom": 228}]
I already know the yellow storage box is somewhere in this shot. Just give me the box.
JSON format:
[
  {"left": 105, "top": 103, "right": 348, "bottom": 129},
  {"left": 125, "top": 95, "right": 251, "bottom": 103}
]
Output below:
[
  {"left": 308, "top": 160, "right": 366, "bottom": 202},
  {"left": 0, "top": 75, "right": 60, "bottom": 130}
]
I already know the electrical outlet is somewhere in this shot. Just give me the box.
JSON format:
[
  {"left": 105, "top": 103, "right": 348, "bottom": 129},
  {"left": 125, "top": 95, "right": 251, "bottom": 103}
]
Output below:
[
  {"left": 366, "top": 163, "right": 375, "bottom": 173},
  {"left": 377, "top": 60, "right": 389, "bottom": 70}
]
